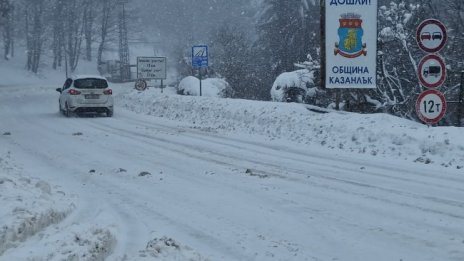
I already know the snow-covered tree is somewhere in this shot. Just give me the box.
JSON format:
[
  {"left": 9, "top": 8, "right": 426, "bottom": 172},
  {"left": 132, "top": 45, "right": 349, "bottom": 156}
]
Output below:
[
  {"left": 0, "top": 0, "right": 13, "bottom": 60},
  {"left": 256, "top": 0, "right": 319, "bottom": 76},
  {"left": 377, "top": 1, "right": 423, "bottom": 118}
]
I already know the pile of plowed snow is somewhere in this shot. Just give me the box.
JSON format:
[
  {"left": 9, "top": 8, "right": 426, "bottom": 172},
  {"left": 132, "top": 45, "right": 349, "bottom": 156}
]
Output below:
[
  {"left": 116, "top": 87, "right": 464, "bottom": 169},
  {"left": 0, "top": 151, "right": 116, "bottom": 260}
]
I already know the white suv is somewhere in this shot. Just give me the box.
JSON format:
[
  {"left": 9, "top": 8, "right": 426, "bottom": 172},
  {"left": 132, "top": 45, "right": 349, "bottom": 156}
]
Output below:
[{"left": 56, "top": 75, "right": 114, "bottom": 117}]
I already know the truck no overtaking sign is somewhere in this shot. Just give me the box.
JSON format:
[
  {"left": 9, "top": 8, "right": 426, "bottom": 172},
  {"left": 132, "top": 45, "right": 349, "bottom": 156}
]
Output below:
[{"left": 417, "top": 54, "right": 447, "bottom": 89}]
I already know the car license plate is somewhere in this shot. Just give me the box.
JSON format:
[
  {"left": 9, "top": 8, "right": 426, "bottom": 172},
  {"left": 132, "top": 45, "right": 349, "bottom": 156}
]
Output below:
[{"left": 85, "top": 94, "right": 100, "bottom": 99}]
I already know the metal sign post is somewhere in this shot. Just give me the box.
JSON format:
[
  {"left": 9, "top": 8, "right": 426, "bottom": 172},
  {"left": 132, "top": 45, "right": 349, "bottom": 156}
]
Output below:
[
  {"left": 458, "top": 71, "right": 464, "bottom": 126},
  {"left": 192, "top": 45, "right": 209, "bottom": 96}
]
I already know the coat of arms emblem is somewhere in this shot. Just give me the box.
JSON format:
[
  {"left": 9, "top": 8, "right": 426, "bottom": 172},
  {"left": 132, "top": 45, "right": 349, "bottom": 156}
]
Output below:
[{"left": 335, "top": 13, "right": 367, "bottom": 58}]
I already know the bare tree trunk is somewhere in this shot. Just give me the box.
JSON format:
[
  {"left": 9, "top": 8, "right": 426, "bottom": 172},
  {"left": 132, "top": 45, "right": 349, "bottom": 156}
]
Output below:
[
  {"left": 9, "top": 2, "right": 13, "bottom": 58},
  {"left": 64, "top": 0, "right": 83, "bottom": 73},
  {"left": 3, "top": 13, "right": 10, "bottom": 60},
  {"left": 23, "top": 0, "right": 44, "bottom": 73},
  {"left": 97, "top": 0, "right": 111, "bottom": 66},
  {"left": 25, "top": 6, "right": 32, "bottom": 71},
  {"left": 83, "top": 0, "right": 94, "bottom": 61},
  {"left": 1, "top": 0, "right": 11, "bottom": 60},
  {"left": 52, "top": 0, "right": 65, "bottom": 70},
  {"left": 31, "top": 1, "right": 44, "bottom": 73}
]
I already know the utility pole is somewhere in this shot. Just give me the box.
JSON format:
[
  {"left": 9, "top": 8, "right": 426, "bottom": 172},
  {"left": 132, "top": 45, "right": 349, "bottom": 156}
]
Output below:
[
  {"left": 118, "top": 0, "right": 130, "bottom": 82},
  {"left": 459, "top": 70, "right": 464, "bottom": 126},
  {"left": 320, "top": 0, "right": 326, "bottom": 90}
]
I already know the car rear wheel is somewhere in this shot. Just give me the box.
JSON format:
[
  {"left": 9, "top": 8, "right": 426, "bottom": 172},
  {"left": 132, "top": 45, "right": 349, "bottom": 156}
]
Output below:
[
  {"left": 106, "top": 109, "right": 113, "bottom": 117},
  {"left": 64, "top": 102, "right": 71, "bottom": 117}
]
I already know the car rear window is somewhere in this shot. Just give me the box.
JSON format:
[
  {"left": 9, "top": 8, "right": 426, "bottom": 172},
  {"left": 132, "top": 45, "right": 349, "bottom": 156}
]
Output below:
[{"left": 74, "top": 78, "right": 108, "bottom": 89}]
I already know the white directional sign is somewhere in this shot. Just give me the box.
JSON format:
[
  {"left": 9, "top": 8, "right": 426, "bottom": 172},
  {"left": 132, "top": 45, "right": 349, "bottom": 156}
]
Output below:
[
  {"left": 325, "top": 0, "right": 378, "bottom": 89},
  {"left": 416, "top": 89, "right": 447, "bottom": 124},
  {"left": 137, "top": 57, "right": 167, "bottom": 80},
  {"left": 416, "top": 19, "right": 447, "bottom": 53},
  {"left": 417, "top": 54, "right": 446, "bottom": 89}
]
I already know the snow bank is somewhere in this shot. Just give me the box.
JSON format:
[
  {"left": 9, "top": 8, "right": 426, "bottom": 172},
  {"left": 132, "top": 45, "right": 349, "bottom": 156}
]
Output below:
[
  {"left": 0, "top": 150, "right": 117, "bottom": 260},
  {"left": 0, "top": 152, "right": 74, "bottom": 255},
  {"left": 117, "top": 89, "right": 464, "bottom": 169},
  {"left": 178, "top": 76, "right": 232, "bottom": 98},
  {"left": 138, "top": 237, "right": 208, "bottom": 261}
]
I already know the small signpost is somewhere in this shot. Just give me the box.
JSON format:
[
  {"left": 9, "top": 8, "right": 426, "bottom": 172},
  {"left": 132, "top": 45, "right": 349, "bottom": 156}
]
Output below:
[
  {"left": 135, "top": 57, "right": 167, "bottom": 92},
  {"left": 416, "top": 19, "right": 448, "bottom": 125},
  {"left": 192, "top": 45, "right": 209, "bottom": 96},
  {"left": 415, "top": 89, "right": 447, "bottom": 124}
]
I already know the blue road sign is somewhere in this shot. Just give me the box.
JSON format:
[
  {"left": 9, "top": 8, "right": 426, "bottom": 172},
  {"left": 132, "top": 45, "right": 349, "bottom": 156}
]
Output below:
[{"left": 192, "top": 45, "right": 208, "bottom": 68}]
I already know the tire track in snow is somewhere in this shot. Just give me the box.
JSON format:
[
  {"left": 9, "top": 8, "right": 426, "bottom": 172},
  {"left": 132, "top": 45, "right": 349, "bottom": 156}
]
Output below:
[{"left": 86, "top": 119, "right": 464, "bottom": 221}]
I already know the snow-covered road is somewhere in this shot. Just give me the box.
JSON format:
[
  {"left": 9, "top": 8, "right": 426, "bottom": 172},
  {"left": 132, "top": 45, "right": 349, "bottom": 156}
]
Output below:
[{"left": 1, "top": 84, "right": 464, "bottom": 261}]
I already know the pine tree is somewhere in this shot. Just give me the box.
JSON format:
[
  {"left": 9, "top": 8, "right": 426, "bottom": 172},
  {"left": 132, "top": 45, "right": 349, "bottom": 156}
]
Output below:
[{"left": 211, "top": 24, "right": 251, "bottom": 98}]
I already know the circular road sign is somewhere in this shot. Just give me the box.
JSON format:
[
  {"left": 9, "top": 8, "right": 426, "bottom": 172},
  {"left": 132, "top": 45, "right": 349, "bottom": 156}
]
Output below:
[
  {"left": 134, "top": 79, "right": 147, "bottom": 91},
  {"left": 416, "top": 89, "right": 447, "bottom": 124},
  {"left": 416, "top": 19, "right": 447, "bottom": 53},
  {"left": 417, "top": 54, "right": 446, "bottom": 89}
]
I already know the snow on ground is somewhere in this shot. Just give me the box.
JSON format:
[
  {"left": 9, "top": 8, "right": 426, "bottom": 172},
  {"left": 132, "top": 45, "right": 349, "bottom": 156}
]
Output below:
[
  {"left": 1, "top": 56, "right": 464, "bottom": 260},
  {"left": 0, "top": 150, "right": 72, "bottom": 257},
  {"left": 118, "top": 86, "right": 464, "bottom": 170},
  {"left": 0, "top": 148, "right": 119, "bottom": 261},
  {"left": 0, "top": 52, "right": 99, "bottom": 87}
]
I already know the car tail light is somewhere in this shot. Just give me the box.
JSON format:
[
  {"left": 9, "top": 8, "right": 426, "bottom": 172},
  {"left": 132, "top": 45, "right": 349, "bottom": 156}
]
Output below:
[
  {"left": 68, "top": 89, "right": 81, "bottom": 95},
  {"left": 103, "top": 89, "right": 112, "bottom": 95}
]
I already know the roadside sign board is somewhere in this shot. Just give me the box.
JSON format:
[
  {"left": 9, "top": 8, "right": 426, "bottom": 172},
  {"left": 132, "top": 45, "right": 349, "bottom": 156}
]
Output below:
[
  {"left": 137, "top": 57, "right": 167, "bottom": 80},
  {"left": 325, "top": 0, "right": 378, "bottom": 89},
  {"left": 416, "top": 19, "right": 448, "bottom": 53},
  {"left": 416, "top": 89, "right": 447, "bottom": 124},
  {"left": 417, "top": 54, "right": 446, "bottom": 89},
  {"left": 192, "top": 45, "right": 208, "bottom": 68}
]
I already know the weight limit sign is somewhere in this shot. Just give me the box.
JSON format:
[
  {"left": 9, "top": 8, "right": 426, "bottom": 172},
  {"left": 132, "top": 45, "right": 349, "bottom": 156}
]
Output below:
[{"left": 415, "top": 89, "right": 447, "bottom": 124}]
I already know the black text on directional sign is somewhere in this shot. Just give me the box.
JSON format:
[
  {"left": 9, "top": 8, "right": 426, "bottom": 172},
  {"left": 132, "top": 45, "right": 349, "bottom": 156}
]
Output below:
[
  {"left": 416, "top": 19, "right": 447, "bottom": 53},
  {"left": 417, "top": 54, "right": 446, "bottom": 89},
  {"left": 137, "top": 57, "right": 167, "bottom": 80},
  {"left": 415, "top": 89, "right": 447, "bottom": 124}
]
